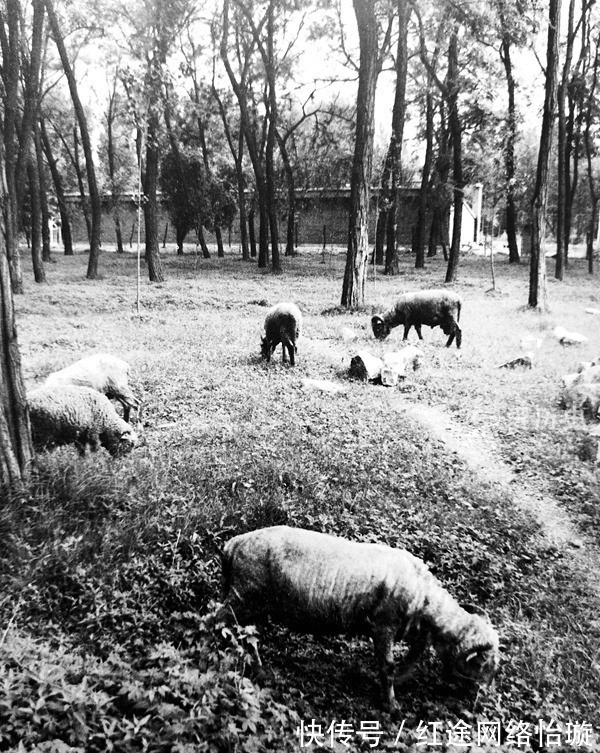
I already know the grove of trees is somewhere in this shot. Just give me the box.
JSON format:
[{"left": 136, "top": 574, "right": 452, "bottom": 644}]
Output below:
[{"left": 2, "top": 0, "right": 600, "bottom": 478}]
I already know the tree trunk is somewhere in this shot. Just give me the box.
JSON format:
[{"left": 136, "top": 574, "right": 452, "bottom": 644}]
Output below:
[
  {"left": 197, "top": 225, "right": 211, "bottom": 258},
  {"left": 34, "top": 128, "right": 52, "bottom": 263},
  {"left": 264, "top": 0, "right": 281, "bottom": 272},
  {"left": 0, "top": 150, "right": 33, "bottom": 487},
  {"left": 40, "top": 118, "right": 73, "bottom": 256},
  {"left": 384, "top": 0, "right": 410, "bottom": 276},
  {"left": 586, "top": 202, "right": 597, "bottom": 274},
  {"left": 143, "top": 108, "right": 164, "bottom": 282},
  {"left": 114, "top": 212, "right": 124, "bottom": 253},
  {"left": 258, "top": 204, "right": 270, "bottom": 268},
  {"left": 500, "top": 33, "right": 520, "bottom": 263},
  {"left": 3, "top": 0, "right": 22, "bottom": 293},
  {"left": 276, "top": 131, "right": 297, "bottom": 257},
  {"left": 221, "top": 0, "right": 270, "bottom": 269},
  {"left": 15, "top": 0, "right": 45, "bottom": 217},
  {"left": 27, "top": 154, "right": 46, "bottom": 283},
  {"left": 529, "top": 0, "right": 560, "bottom": 309},
  {"left": 73, "top": 126, "right": 91, "bottom": 245},
  {"left": 414, "top": 89, "right": 435, "bottom": 268},
  {"left": 555, "top": 0, "right": 576, "bottom": 281},
  {"left": 46, "top": 0, "right": 102, "bottom": 279},
  {"left": 375, "top": 209, "right": 386, "bottom": 265},
  {"left": 248, "top": 208, "right": 257, "bottom": 258},
  {"left": 445, "top": 29, "right": 463, "bottom": 284},
  {"left": 341, "top": 0, "right": 378, "bottom": 308},
  {"left": 215, "top": 226, "right": 225, "bottom": 257},
  {"left": 176, "top": 225, "right": 186, "bottom": 255}
]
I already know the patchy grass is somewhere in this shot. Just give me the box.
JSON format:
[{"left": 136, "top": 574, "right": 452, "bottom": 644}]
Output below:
[{"left": 1, "top": 243, "right": 600, "bottom": 751}]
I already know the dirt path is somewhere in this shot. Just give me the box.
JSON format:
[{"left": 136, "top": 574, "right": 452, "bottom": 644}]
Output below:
[
  {"left": 303, "top": 334, "right": 595, "bottom": 558},
  {"left": 404, "top": 401, "right": 584, "bottom": 549}
]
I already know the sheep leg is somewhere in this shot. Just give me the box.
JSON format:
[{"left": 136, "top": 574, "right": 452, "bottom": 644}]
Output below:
[
  {"left": 403, "top": 324, "right": 412, "bottom": 341},
  {"left": 394, "top": 632, "right": 430, "bottom": 687},
  {"left": 414, "top": 324, "right": 423, "bottom": 340},
  {"left": 372, "top": 626, "right": 399, "bottom": 714}
]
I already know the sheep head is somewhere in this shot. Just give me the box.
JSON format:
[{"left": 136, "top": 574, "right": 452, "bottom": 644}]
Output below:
[
  {"left": 260, "top": 336, "right": 271, "bottom": 360},
  {"left": 105, "top": 426, "right": 139, "bottom": 456},
  {"left": 371, "top": 315, "right": 390, "bottom": 340},
  {"left": 440, "top": 609, "right": 500, "bottom": 689}
]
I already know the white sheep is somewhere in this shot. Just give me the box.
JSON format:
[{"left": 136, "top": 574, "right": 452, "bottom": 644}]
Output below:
[
  {"left": 222, "top": 525, "right": 499, "bottom": 713},
  {"left": 43, "top": 354, "right": 139, "bottom": 422},
  {"left": 260, "top": 303, "right": 303, "bottom": 366},
  {"left": 371, "top": 290, "right": 463, "bottom": 348},
  {"left": 29, "top": 385, "right": 139, "bottom": 457}
]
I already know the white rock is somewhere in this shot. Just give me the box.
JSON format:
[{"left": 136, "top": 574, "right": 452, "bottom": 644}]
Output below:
[
  {"left": 498, "top": 354, "right": 533, "bottom": 370},
  {"left": 560, "top": 332, "right": 589, "bottom": 346}
]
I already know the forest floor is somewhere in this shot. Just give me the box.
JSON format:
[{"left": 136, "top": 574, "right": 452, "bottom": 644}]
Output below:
[{"left": 1, "top": 241, "right": 600, "bottom": 752}]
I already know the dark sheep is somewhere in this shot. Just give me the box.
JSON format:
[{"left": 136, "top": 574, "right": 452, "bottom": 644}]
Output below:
[
  {"left": 260, "top": 302, "right": 303, "bottom": 366},
  {"left": 371, "top": 289, "right": 463, "bottom": 348}
]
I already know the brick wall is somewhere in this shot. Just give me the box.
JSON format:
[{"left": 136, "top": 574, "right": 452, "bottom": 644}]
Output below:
[{"left": 63, "top": 188, "right": 421, "bottom": 249}]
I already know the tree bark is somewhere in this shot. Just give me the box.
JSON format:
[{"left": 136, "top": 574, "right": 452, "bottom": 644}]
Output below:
[
  {"left": 445, "top": 28, "right": 463, "bottom": 284},
  {"left": 248, "top": 208, "right": 257, "bottom": 258},
  {"left": 40, "top": 118, "right": 74, "bottom": 256},
  {"left": 197, "top": 225, "right": 211, "bottom": 258},
  {"left": 414, "top": 88, "right": 435, "bottom": 269},
  {"left": 384, "top": 0, "right": 410, "bottom": 276},
  {"left": 3, "top": 0, "right": 22, "bottom": 293},
  {"left": 341, "top": 0, "right": 379, "bottom": 308},
  {"left": 27, "top": 153, "right": 46, "bottom": 283},
  {"left": 221, "top": 0, "right": 270, "bottom": 267},
  {"left": 555, "top": 0, "right": 576, "bottom": 281},
  {"left": 500, "top": 32, "right": 520, "bottom": 263},
  {"left": 34, "top": 128, "right": 52, "bottom": 263},
  {"left": 211, "top": 85, "right": 250, "bottom": 260},
  {"left": 46, "top": 0, "right": 102, "bottom": 279},
  {"left": 0, "top": 149, "right": 32, "bottom": 487},
  {"left": 143, "top": 109, "right": 165, "bottom": 282},
  {"left": 529, "top": 0, "right": 560, "bottom": 309}
]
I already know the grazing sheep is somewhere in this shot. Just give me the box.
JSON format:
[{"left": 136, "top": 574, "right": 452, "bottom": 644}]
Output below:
[
  {"left": 44, "top": 354, "right": 139, "bottom": 422},
  {"left": 260, "top": 302, "right": 303, "bottom": 366},
  {"left": 222, "top": 526, "right": 499, "bottom": 712},
  {"left": 371, "top": 290, "right": 463, "bottom": 348},
  {"left": 29, "top": 385, "right": 139, "bottom": 457}
]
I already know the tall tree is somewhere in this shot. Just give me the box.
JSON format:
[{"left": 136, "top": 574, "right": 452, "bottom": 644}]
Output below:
[
  {"left": 45, "top": 0, "right": 102, "bottom": 279},
  {"left": 341, "top": 0, "right": 387, "bottom": 307},
  {"left": 529, "top": 0, "right": 561, "bottom": 309},
  {"left": 220, "top": 0, "right": 270, "bottom": 268},
  {"left": 555, "top": 0, "right": 577, "bottom": 280},
  {"left": 40, "top": 117, "right": 74, "bottom": 256},
  {"left": 497, "top": 0, "right": 523, "bottom": 264},
  {"left": 383, "top": 0, "right": 410, "bottom": 276},
  {"left": 0, "top": 148, "right": 32, "bottom": 487}
]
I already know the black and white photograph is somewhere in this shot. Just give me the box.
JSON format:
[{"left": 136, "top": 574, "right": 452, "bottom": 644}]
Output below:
[{"left": 1, "top": 0, "right": 599, "bottom": 749}]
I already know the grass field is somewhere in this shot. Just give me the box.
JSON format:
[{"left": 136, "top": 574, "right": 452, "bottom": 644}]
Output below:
[{"left": 1, "top": 242, "right": 600, "bottom": 752}]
